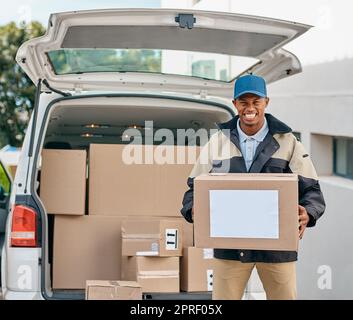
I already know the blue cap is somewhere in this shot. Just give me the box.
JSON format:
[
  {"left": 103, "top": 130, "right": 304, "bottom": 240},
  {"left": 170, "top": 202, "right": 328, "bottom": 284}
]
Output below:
[{"left": 234, "top": 74, "right": 267, "bottom": 99}]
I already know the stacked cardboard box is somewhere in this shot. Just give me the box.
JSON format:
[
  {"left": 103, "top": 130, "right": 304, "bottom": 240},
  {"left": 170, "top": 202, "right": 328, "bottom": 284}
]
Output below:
[
  {"left": 53, "top": 215, "right": 189, "bottom": 290},
  {"left": 121, "top": 256, "right": 180, "bottom": 293},
  {"left": 122, "top": 219, "right": 183, "bottom": 257},
  {"left": 41, "top": 149, "right": 87, "bottom": 215},
  {"left": 53, "top": 215, "right": 124, "bottom": 289},
  {"left": 121, "top": 218, "right": 183, "bottom": 293},
  {"left": 47, "top": 144, "right": 198, "bottom": 290},
  {"left": 88, "top": 144, "right": 198, "bottom": 217},
  {"left": 180, "top": 247, "right": 215, "bottom": 292}
]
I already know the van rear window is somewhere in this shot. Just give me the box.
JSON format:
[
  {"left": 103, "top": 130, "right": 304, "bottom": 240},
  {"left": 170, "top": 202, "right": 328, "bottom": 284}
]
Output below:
[{"left": 47, "top": 48, "right": 259, "bottom": 82}]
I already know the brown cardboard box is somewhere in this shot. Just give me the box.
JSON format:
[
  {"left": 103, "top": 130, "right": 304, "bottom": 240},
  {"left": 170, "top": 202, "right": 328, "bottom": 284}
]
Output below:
[
  {"left": 122, "top": 219, "right": 183, "bottom": 256},
  {"left": 121, "top": 256, "right": 179, "bottom": 293},
  {"left": 180, "top": 247, "right": 215, "bottom": 292},
  {"left": 41, "top": 149, "right": 86, "bottom": 215},
  {"left": 89, "top": 144, "right": 198, "bottom": 216},
  {"left": 53, "top": 215, "right": 190, "bottom": 289},
  {"left": 53, "top": 215, "right": 124, "bottom": 289},
  {"left": 127, "top": 217, "right": 193, "bottom": 248},
  {"left": 194, "top": 173, "right": 299, "bottom": 251},
  {"left": 85, "top": 280, "right": 142, "bottom": 300}
]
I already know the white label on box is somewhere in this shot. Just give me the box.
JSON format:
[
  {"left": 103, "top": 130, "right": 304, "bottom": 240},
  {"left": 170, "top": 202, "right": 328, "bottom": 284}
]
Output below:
[
  {"left": 151, "top": 242, "right": 159, "bottom": 252},
  {"left": 207, "top": 269, "right": 214, "bottom": 291},
  {"left": 203, "top": 248, "right": 214, "bottom": 259},
  {"left": 165, "top": 229, "right": 178, "bottom": 250},
  {"left": 209, "top": 190, "right": 279, "bottom": 239}
]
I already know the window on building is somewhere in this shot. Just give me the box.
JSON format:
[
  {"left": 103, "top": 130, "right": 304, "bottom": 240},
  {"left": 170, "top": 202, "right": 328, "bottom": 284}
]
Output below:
[
  {"left": 293, "top": 131, "right": 301, "bottom": 141},
  {"left": 192, "top": 60, "right": 215, "bottom": 79},
  {"left": 333, "top": 137, "right": 353, "bottom": 179}
]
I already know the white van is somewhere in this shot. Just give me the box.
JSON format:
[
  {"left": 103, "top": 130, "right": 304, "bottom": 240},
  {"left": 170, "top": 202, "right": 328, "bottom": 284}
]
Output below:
[{"left": 1, "top": 8, "right": 310, "bottom": 300}]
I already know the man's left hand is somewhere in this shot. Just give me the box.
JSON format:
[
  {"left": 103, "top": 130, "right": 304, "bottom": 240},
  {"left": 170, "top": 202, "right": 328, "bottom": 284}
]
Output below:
[{"left": 298, "top": 205, "right": 310, "bottom": 240}]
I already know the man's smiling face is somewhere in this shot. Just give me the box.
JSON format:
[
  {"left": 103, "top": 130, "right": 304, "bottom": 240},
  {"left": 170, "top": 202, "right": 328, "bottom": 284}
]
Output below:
[{"left": 232, "top": 93, "right": 269, "bottom": 134}]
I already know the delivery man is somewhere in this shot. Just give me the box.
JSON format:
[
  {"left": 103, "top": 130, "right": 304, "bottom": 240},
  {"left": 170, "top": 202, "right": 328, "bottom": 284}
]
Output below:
[{"left": 180, "top": 74, "right": 326, "bottom": 300}]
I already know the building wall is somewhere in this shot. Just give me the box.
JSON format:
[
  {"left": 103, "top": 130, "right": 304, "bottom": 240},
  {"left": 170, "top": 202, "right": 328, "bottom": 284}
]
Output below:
[{"left": 294, "top": 176, "right": 353, "bottom": 299}]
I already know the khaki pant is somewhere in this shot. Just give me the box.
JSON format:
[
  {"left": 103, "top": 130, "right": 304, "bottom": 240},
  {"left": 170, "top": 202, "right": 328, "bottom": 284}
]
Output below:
[{"left": 212, "top": 259, "right": 297, "bottom": 300}]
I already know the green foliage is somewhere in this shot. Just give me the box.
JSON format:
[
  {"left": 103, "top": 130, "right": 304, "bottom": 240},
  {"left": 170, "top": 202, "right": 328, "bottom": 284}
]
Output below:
[
  {"left": 0, "top": 21, "right": 45, "bottom": 147},
  {"left": 0, "top": 161, "right": 10, "bottom": 193}
]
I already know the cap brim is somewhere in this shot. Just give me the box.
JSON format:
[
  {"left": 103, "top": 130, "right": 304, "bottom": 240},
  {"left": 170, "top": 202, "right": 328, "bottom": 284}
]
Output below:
[{"left": 234, "top": 90, "right": 267, "bottom": 99}]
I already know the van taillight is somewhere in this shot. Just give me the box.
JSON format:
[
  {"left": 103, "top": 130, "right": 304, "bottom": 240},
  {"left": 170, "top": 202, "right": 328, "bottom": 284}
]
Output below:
[{"left": 11, "top": 205, "right": 37, "bottom": 247}]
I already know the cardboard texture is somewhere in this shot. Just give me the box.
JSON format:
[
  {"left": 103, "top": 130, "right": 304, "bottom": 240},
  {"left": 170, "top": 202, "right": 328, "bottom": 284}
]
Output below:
[
  {"left": 122, "top": 219, "right": 183, "bottom": 256},
  {"left": 85, "top": 280, "right": 142, "bottom": 300},
  {"left": 40, "top": 149, "right": 86, "bottom": 215},
  {"left": 89, "top": 144, "right": 198, "bottom": 216},
  {"left": 194, "top": 173, "right": 299, "bottom": 251},
  {"left": 180, "top": 247, "right": 215, "bottom": 292},
  {"left": 53, "top": 215, "right": 125, "bottom": 289},
  {"left": 53, "top": 215, "right": 190, "bottom": 289},
  {"left": 121, "top": 256, "right": 180, "bottom": 293}
]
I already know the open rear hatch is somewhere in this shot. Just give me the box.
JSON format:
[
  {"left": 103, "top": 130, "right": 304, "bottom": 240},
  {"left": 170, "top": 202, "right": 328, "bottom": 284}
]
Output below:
[{"left": 16, "top": 8, "right": 311, "bottom": 98}]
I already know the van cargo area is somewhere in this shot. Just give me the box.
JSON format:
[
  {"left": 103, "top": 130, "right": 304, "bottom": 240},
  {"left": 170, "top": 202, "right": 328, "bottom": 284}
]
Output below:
[{"left": 35, "top": 95, "right": 232, "bottom": 299}]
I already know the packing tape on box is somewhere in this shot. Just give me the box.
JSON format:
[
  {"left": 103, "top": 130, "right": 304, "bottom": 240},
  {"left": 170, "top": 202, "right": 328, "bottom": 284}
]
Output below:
[
  {"left": 113, "top": 286, "right": 140, "bottom": 300},
  {"left": 108, "top": 284, "right": 138, "bottom": 300},
  {"left": 108, "top": 281, "right": 140, "bottom": 288},
  {"left": 137, "top": 270, "right": 179, "bottom": 279},
  {"left": 122, "top": 234, "right": 161, "bottom": 240},
  {"left": 112, "top": 286, "right": 118, "bottom": 300},
  {"left": 87, "top": 284, "right": 120, "bottom": 300},
  {"left": 136, "top": 251, "right": 159, "bottom": 256}
]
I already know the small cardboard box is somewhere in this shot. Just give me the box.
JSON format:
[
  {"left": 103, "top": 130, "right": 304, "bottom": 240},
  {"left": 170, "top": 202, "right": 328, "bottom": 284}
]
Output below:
[
  {"left": 121, "top": 256, "right": 180, "bottom": 293},
  {"left": 40, "top": 149, "right": 86, "bottom": 215},
  {"left": 180, "top": 247, "right": 215, "bottom": 292},
  {"left": 194, "top": 173, "right": 299, "bottom": 251},
  {"left": 122, "top": 219, "right": 183, "bottom": 256},
  {"left": 85, "top": 280, "right": 142, "bottom": 300}
]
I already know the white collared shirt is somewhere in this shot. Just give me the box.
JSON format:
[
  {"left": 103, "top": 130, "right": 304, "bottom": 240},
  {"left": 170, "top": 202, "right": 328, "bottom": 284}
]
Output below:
[{"left": 237, "top": 118, "right": 269, "bottom": 171}]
